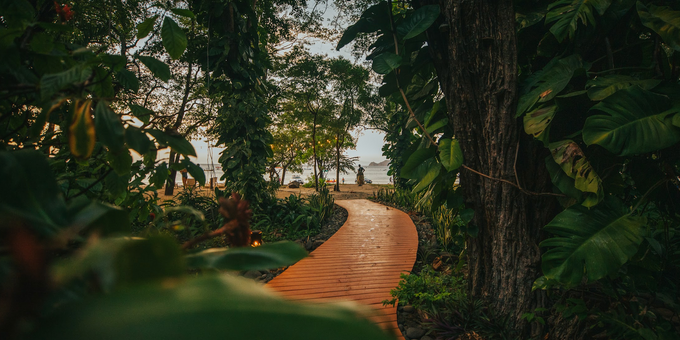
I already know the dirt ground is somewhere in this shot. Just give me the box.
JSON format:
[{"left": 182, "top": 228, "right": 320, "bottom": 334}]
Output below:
[
  {"left": 276, "top": 184, "right": 391, "bottom": 200},
  {"left": 156, "top": 183, "right": 392, "bottom": 201}
]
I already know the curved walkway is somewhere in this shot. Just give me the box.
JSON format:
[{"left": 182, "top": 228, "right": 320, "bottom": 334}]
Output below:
[{"left": 266, "top": 199, "right": 418, "bottom": 337}]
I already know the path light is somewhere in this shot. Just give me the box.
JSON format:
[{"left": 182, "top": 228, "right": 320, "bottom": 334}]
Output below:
[{"left": 251, "top": 230, "right": 263, "bottom": 247}]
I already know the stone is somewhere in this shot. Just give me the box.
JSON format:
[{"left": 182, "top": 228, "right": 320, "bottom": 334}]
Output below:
[
  {"left": 406, "top": 327, "right": 426, "bottom": 339},
  {"left": 244, "top": 270, "right": 261, "bottom": 279},
  {"left": 288, "top": 182, "right": 299, "bottom": 188},
  {"left": 402, "top": 305, "right": 415, "bottom": 313},
  {"left": 304, "top": 240, "right": 313, "bottom": 251}
]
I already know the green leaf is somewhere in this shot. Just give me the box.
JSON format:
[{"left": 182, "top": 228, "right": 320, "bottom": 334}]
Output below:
[
  {"left": 106, "top": 149, "right": 133, "bottom": 176},
  {"left": 95, "top": 101, "right": 125, "bottom": 151},
  {"left": 27, "top": 275, "right": 393, "bottom": 340},
  {"left": 438, "top": 138, "right": 463, "bottom": 172},
  {"left": 583, "top": 86, "right": 680, "bottom": 156},
  {"left": 69, "top": 100, "right": 96, "bottom": 160},
  {"left": 129, "top": 104, "right": 153, "bottom": 125},
  {"left": 637, "top": 2, "right": 680, "bottom": 51},
  {"left": 396, "top": 5, "right": 441, "bottom": 39},
  {"left": 161, "top": 17, "right": 187, "bottom": 60},
  {"left": 113, "top": 236, "right": 185, "bottom": 287},
  {"left": 524, "top": 105, "right": 557, "bottom": 145},
  {"left": 336, "top": 2, "right": 390, "bottom": 50},
  {"left": 148, "top": 129, "right": 196, "bottom": 156},
  {"left": 150, "top": 163, "right": 169, "bottom": 189},
  {"left": 0, "top": 150, "right": 68, "bottom": 236},
  {"left": 517, "top": 55, "right": 583, "bottom": 117},
  {"left": 116, "top": 69, "right": 140, "bottom": 93},
  {"left": 41, "top": 66, "right": 92, "bottom": 100},
  {"left": 371, "top": 53, "right": 402, "bottom": 75},
  {"left": 546, "top": 0, "right": 612, "bottom": 42},
  {"left": 186, "top": 241, "right": 307, "bottom": 271},
  {"left": 412, "top": 163, "right": 440, "bottom": 193},
  {"left": 586, "top": 75, "right": 661, "bottom": 101},
  {"left": 137, "top": 56, "right": 171, "bottom": 82},
  {"left": 401, "top": 147, "right": 436, "bottom": 179},
  {"left": 549, "top": 140, "right": 603, "bottom": 207},
  {"left": 171, "top": 8, "right": 195, "bottom": 19},
  {"left": 674, "top": 113, "right": 680, "bottom": 127},
  {"left": 70, "top": 202, "right": 130, "bottom": 235},
  {"left": 181, "top": 159, "right": 206, "bottom": 187},
  {"left": 124, "top": 126, "right": 151, "bottom": 155},
  {"left": 544, "top": 156, "right": 584, "bottom": 205},
  {"left": 137, "top": 15, "right": 158, "bottom": 39},
  {"left": 541, "top": 196, "right": 646, "bottom": 286}
]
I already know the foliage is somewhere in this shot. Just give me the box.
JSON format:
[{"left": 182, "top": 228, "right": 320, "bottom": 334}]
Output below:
[{"left": 384, "top": 266, "right": 466, "bottom": 316}]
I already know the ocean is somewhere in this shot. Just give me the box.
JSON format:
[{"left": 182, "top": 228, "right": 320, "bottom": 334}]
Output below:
[{"left": 189, "top": 164, "right": 393, "bottom": 185}]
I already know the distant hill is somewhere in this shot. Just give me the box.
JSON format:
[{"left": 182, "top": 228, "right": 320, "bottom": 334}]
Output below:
[{"left": 368, "top": 160, "right": 390, "bottom": 167}]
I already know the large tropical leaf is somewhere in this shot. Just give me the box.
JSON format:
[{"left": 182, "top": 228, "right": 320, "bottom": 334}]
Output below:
[
  {"left": 95, "top": 101, "right": 125, "bottom": 151},
  {"left": 137, "top": 56, "right": 171, "bottom": 82},
  {"left": 549, "top": 140, "right": 603, "bottom": 207},
  {"left": 544, "top": 156, "right": 584, "bottom": 206},
  {"left": 136, "top": 15, "right": 158, "bottom": 39},
  {"left": 516, "top": 55, "right": 583, "bottom": 117},
  {"left": 637, "top": 2, "right": 680, "bottom": 51},
  {"left": 161, "top": 17, "right": 187, "bottom": 60},
  {"left": 541, "top": 197, "right": 646, "bottom": 286},
  {"left": 524, "top": 104, "right": 557, "bottom": 145},
  {"left": 583, "top": 86, "right": 680, "bottom": 156},
  {"left": 401, "top": 147, "right": 436, "bottom": 179},
  {"left": 148, "top": 129, "right": 196, "bottom": 156},
  {"left": 28, "top": 275, "right": 393, "bottom": 340},
  {"left": 371, "top": 53, "right": 402, "bottom": 75},
  {"left": 586, "top": 75, "right": 661, "bottom": 101},
  {"left": 396, "top": 5, "right": 441, "bottom": 39},
  {"left": 438, "top": 138, "right": 463, "bottom": 172},
  {"left": 185, "top": 241, "right": 307, "bottom": 271},
  {"left": 412, "top": 163, "right": 441, "bottom": 193},
  {"left": 546, "top": 0, "right": 612, "bottom": 42},
  {"left": 336, "top": 2, "right": 390, "bottom": 50}
]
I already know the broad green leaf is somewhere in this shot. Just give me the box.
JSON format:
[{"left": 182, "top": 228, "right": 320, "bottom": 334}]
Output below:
[
  {"left": 549, "top": 140, "right": 603, "bottom": 207},
  {"left": 148, "top": 129, "right": 196, "bottom": 156},
  {"left": 186, "top": 241, "right": 307, "bottom": 271},
  {"left": 161, "top": 17, "right": 187, "bottom": 60},
  {"left": 438, "top": 138, "right": 463, "bottom": 172},
  {"left": 674, "top": 113, "right": 680, "bottom": 127},
  {"left": 586, "top": 75, "right": 661, "bottom": 101},
  {"left": 136, "top": 15, "right": 158, "bottom": 39},
  {"left": 181, "top": 158, "right": 206, "bottom": 187},
  {"left": 412, "top": 162, "right": 440, "bottom": 193},
  {"left": 95, "top": 101, "right": 125, "bottom": 151},
  {"left": 104, "top": 171, "right": 129, "bottom": 198},
  {"left": 546, "top": 0, "right": 612, "bottom": 42},
  {"left": 583, "top": 86, "right": 680, "bottom": 156},
  {"left": 149, "top": 163, "right": 169, "bottom": 189},
  {"left": 523, "top": 105, "right": 556, "bottom": 145},
  {"left": 41, "top": 66, "right": 92, "bottom": 100},
  {"left": 517, "top": 11, "right": 547, "bottom": 31},
  {"left": 336, "top": 2, "right": 390, "bottom": 50},
  {"left": 124, "top": 126, "right": 151, "bottom": 155},
  {"left": 137, "top": 56, "right": 171, "bottom": 82},
  {"left": 425, "top": 118, "right": 448, "bottom": 134},
  {"left": 171, "top": 8, "right": 195, "bottom": 18},
  {"left": 401, "top": 147, "right": 436, "bottom": 179},
  {"left": 637, "top": 2, "right": 680, "bottom": 51},
  {"left": 0, "top": 150, "right": 68, "bottom": 235},
  {"left": 371, "top": 53, "right": 402, "bottom": 75},
  {"left": 106, "top": 149, "right": 133, "bottom": 176},
  {"left": 69, "top": 202, "right": 130, "bottom": 235},
  {"left": 116, "top": 69, "right": 139, "bottom": 93},
  {"left": 27, "top": 275, "right": 393, "bottom": 340},
  {"left": 517, "top": 55, "right": 583, "bottom": 117},
  {"left": 69, "top": 100, "right": 96, "bottom": 160},
  {"left": 129, "top": 104, "right": 153, "bottom": 125},
  {"left": 98, "top": 54, "right": 127, "bottom": 71},
  {"left": 544, "top": 156, "right": 584, "bottom": 206},
  {"left": 541, "top": 196, "right": 646, "bottom": 286},
  {"left": 114, "top": 236, "right": 185, "bottom": 287},
  {"left": 396, "top": 5, "right": 440, "bottom": 39}
]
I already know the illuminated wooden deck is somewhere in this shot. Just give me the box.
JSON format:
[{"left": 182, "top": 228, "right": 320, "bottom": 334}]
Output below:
[{"left": 266, "top": 199, "right": 418, "bottom": 339}]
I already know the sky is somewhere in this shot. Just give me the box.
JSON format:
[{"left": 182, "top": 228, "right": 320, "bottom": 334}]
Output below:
[{"left": 185, "top": 12, "right": 388, "bottom": 166}]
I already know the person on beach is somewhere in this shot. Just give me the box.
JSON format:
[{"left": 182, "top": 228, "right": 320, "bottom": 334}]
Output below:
[
  {"left": 342, "top": 177, "right": 345, "bottom": 184},
  {"left": 357, "top": 165, "right": 365, "bottom": 186},
  {"left": 181, "top": 168, "right": 188, "bottom": 187}
]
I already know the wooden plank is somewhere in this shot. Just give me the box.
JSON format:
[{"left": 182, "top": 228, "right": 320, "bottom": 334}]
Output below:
[{"left": 266, "top": 199, "right": 418, "bottom": 340}]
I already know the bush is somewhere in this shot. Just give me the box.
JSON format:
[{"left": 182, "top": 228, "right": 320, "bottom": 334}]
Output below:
[{"left": 384, "top": 266, "right": 466, "bottom": 316}]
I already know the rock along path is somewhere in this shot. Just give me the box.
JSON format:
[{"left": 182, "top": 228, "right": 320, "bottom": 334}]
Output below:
[{"left": 266, "top": 199, "right": 418, "bottom": 338}]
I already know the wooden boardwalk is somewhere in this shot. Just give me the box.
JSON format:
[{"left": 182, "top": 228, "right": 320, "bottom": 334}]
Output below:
[{"left": 266, "top": 199, "right": 418, "bottom": 338}]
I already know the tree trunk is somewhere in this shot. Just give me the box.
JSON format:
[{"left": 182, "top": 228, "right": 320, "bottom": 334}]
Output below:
[
  {"left": 281, "top": 165, "right": 288, "bottom": 185},
  {"left": 334, "top": 134, "right": 342, "bottom": 192},
  {"left": 425, "top": 0, "right": 557, "bottom": 337},
  {"left": 165, "top": 152, "right": 181, "bottom": 195},
  {"left": 312, "top": 111, "right": 318, "bottom": 191}
]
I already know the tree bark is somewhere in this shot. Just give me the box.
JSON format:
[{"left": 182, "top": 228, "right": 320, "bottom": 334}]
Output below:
[{"left": 424, "top": 0, "right": 557, "bottom": 337}]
